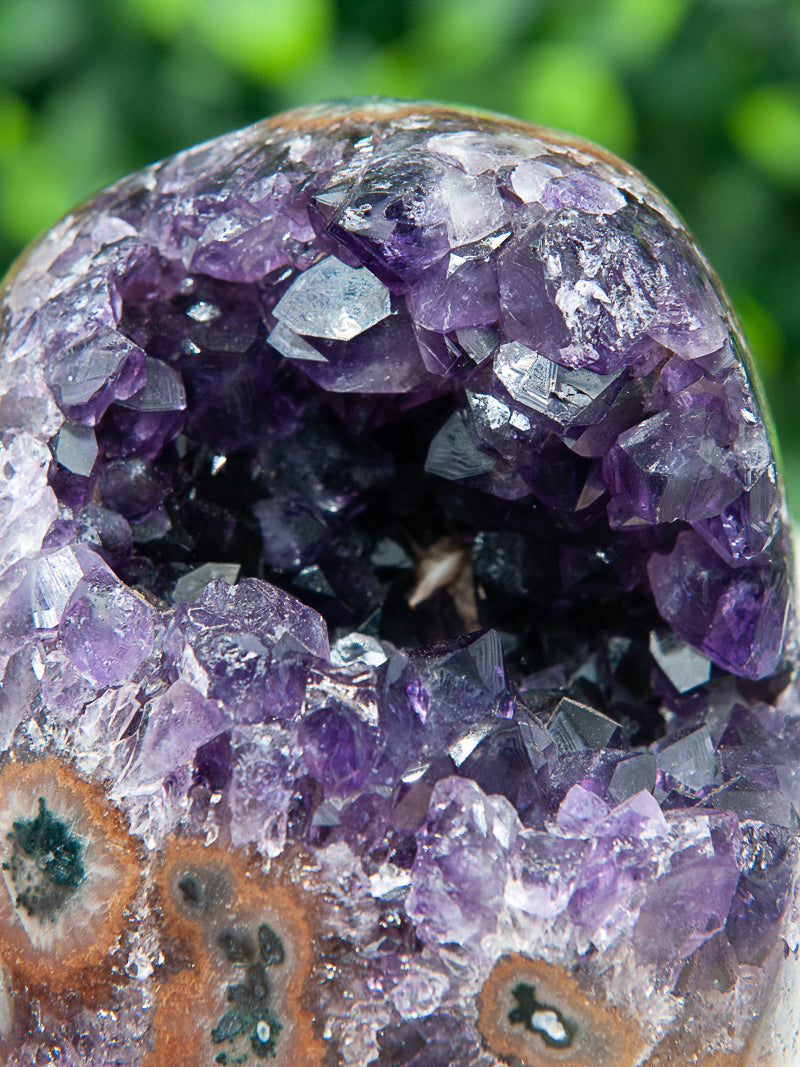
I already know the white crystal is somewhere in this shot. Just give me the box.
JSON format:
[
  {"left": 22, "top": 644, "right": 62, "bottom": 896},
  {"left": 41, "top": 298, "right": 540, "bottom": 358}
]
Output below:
[
  {"left": 609, "top": 753, "right": 658, "bottom": 803},
  {"left": 0, "top": 434, "right": 58, "bottom": 576},
  {"left": 120, "top": 356, "right": 187, "bottom": 412},
  {"left": 55, "top": 422, "right": 98, "bottom": 477},
  {"left": 510, "top": 158, "right": 562, "bottom": 202},
  {"left": 267, "top": 321, "right": 328, "bottom": 362},
  {"left": 30, "top": 546, "right": 84, "bottom": 629},
  {"left": 425, "top": 411, "right": 497, "bottom": 481},
  {"left": 548, "top": 697, "right": 618, "bottom": 754},
  {"left": 330, "top": 632, "right": 388, "bottom": 668},
  {"left": 494, "top": 340, "right": 620, "bottom": 428},
  {"left": 172, "top": 562, "right": 241, "bottom": 604},
  {"left": 273, "top": 256, "right": 391, "bottom": 341},
  {"left": 657, "top": 726, "right": 716, "bottom": 792},
  {"left": 441, "top": 169, "right": 506, "bottom": 247},
  {"left": 649, "top": 630, "right": 712, "bottom": 693}
]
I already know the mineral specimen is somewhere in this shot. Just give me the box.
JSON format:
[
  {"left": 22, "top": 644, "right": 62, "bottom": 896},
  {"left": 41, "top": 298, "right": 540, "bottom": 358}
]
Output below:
[{"left": 0, "top": 98, "right": 798, "bottom": 1065}]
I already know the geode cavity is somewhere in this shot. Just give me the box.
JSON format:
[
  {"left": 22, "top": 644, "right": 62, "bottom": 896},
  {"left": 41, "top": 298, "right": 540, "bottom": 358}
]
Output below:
[{"left": 0, "top": 99, "right": 798, "bottom": 1065}]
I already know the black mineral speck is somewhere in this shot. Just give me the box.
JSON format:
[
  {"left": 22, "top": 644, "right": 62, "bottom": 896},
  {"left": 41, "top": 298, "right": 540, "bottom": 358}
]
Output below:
[
  {"left": 508, "top": 982, "right": 575, "bottom": 1049},
  {"left": 218, "top": 927, "right": 257, "bottom": 964},
  {"left": 258, "top": 923, "right": 285, "bottom": 966},
  {"left": 176, "top": 865, "right": 228, "bottom": 913}
]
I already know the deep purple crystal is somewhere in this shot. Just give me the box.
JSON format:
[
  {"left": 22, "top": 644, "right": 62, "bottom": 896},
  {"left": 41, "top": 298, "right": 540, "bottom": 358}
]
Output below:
[{"left": 0, "top": 99, "right": 798, "bottom": 1065}]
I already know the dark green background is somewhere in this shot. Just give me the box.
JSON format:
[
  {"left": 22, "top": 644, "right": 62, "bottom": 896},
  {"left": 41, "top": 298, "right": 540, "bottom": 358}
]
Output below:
[{"left": 2, "top": 0, "right": 799, "bottom": 513}]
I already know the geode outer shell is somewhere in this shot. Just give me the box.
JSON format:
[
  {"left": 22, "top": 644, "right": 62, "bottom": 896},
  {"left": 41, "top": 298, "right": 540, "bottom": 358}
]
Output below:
[{"left": 0, "top": 98, "right": 798, "bottom": 1065}]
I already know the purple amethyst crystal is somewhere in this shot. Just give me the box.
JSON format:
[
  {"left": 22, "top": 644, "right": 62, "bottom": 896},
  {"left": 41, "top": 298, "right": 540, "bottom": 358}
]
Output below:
[{"left": 0, "top": 99, "right": 798, "bottom": 1065}]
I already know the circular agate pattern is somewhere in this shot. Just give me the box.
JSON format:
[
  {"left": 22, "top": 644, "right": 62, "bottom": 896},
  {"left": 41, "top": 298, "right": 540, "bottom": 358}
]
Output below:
[{"left": 0, "top": 99, "right": 798, "bottom": 1065}]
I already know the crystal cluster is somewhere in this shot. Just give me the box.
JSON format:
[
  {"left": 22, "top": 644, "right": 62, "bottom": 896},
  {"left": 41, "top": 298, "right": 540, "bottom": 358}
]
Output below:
[{"left": 0, "top": 99, "right": 798, "bottom": 1065}]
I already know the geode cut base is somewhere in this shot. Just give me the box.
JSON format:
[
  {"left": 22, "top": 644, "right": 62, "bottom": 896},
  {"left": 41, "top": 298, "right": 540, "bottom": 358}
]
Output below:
[{"left": 0, "top": 99, "right": 798, "bottom": 1065}]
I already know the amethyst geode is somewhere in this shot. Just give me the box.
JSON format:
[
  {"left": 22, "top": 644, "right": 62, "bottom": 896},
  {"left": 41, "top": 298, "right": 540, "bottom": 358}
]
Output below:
[{"left": 0, "top": 99, "right": 798, "bottom": 1065}]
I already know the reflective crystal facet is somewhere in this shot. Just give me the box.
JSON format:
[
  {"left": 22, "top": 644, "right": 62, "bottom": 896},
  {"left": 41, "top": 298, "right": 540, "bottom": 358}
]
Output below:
[{"left": 0, "top": 99, "right": 797, "bottom": 1066}]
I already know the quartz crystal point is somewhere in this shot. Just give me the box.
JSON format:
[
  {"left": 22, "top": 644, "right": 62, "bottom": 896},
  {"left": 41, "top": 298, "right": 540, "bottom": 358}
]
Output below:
[{"left": 0, "top": 98, "right": 798, "bottom": 1066}]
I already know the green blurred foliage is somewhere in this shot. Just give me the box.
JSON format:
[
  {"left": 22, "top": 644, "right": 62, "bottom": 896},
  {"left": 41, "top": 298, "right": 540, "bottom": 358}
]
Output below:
[
  {"left": 730, "top": 85, "right": 800, "bottom": 187},
  {"left": 514, "top": 42, "right": 635, "bottom": 157},
  {"left": 191, "top": 0, "right": 333, "bottom": 81},
  {"left": 0, "top": 0, "right": 799, "bottom": 511}
]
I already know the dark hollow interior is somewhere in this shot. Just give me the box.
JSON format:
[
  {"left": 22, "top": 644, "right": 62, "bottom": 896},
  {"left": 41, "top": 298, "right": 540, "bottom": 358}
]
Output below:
[{"left": 46, "top": 265, "right": 739, "bottom": 746}]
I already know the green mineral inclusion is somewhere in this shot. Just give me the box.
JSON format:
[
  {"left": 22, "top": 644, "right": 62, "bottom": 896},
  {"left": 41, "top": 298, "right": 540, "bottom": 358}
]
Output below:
[
  {"left": 211, "top": 922, "right": 286, "bottom": 1062},
  {"left": 3, "top": 797, "right": 85, "bottom": 921},
  {"left": 174, "top": 866, "right": 286, "bottom": 1061}
]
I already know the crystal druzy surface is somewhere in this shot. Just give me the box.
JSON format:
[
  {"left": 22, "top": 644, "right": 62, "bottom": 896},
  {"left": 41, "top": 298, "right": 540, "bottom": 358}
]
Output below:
[{"left": 0, "top": 99, "right": 799, "bottom": 1065}]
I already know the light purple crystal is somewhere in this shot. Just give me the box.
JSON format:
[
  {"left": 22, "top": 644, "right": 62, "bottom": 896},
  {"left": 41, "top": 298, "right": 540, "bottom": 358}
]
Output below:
[
  {"left": 0, "top": 99, "right": 798, "bottom": 1066},
  {"left": 407, "top": 776, "right": 520, "bottom": 948}
]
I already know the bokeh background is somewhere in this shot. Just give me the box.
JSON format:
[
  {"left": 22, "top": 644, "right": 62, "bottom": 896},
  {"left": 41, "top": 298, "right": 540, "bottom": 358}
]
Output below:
[{"left": 1, "top": 0, "right": 799, "bottom": 510}]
